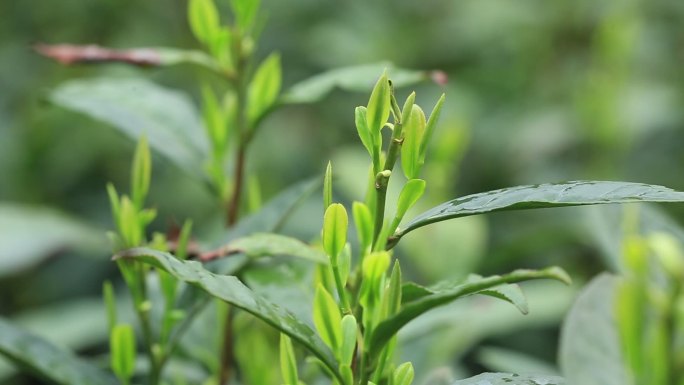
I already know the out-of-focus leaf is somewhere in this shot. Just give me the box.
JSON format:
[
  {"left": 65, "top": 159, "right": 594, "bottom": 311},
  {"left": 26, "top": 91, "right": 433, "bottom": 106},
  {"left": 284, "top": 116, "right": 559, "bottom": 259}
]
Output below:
[
  {"left": 0, "top": 204, "right": 107, "bottom": 277},
  {"left": 116, "top": 248, "right": 341, "bottom": 381},
  {"left": 450, "top": 372, "right": 566, "bottom": 385},
  {"left": 559, "top": 274, "right": 630, "bottom": 385},
  {"left": 0, "top": 318, "right": 117, "bottom": 385},
  {"left": 282, "top": 62, "right": 430, "bottom": 104},
  {"left": 50, "top": 78, "right": 209, "bottom": 175},
  {"left": 391, "top": 181, "right": 684, "bottom": 248},
  {"left": 248, "top": 53, "right": 281, "bottom": 125},
  {"left": 477, "top": 346, "right": 559, "bottom": 376},
  {"left": 370, "top": 267, "right": 570, "bottom": 357},
  {"left": 224, "top": 233, "right": 326, "bottom": 263}
]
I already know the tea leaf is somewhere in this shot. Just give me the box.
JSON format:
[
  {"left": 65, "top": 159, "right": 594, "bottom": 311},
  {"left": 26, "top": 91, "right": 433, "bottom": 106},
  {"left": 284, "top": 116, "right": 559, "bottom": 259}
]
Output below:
[
  {"left": 50, "top": 78, "right": 208, "bottom": 176},
  {"left": 394, "top": 362, "right": 414, "bottom": 385},
  {"left": 282, "top": 62, "right": 429, "bottom": 104},
  {"left": 352, "top": 201, "right": 373, "bottom": 255},
  {"left": 323, "top": 203, "right": 348, "bottom": 260},
  {"left": 355, "top": 107, "right": 373, "bottom": 157},
  {"left": 451, "top": 373, "right": 566, "bottom": 385},
  {"left": 225, "top": 233, "right": 327, "bottom": 263},
  {"left": 419, "top": 93, "right": 446, "bottom": 162},
  {"left": 188, "top": 0, "right": 221, "bottom": 45},
  {"left": 131, "top": 136, "right": 151, "bottom": 209},
  {"left": 231, "top": 0, "right": 261, "bottom": 30},
  {"left": 339, "top": 315, "right": 357, "bottom": 366},
  {"left": 559, "top": 274, "right": 629, "bottom": 385},
  {"left": 102, "top": 281, "right": 117, "bottom": 333},
  {"left": 313, "top": 285, "right": 342, "bottom": 352},
  {"left": 0, "top": 204, "right": 107, "bottom": 278},
  {"left": 324, "top": 161, "right": 333, "bottom": 209},
  {"left": 395, "top": 179, "right": 426, "bottom": 222},
  {"left": 116, "top": 248, "right": 341, "bottom": 381},
  {"left": 248, "top": 53, "right": 282, "bottom": 125},
  {"left": 0, "top": 318, "right": 117, "bottom": 385},
  {"left": 391, "top": 181, "right": 684, "bottom": 248},
  {"left": 401, "top": 105, "right": 426, "bottom": 180},
  {"left": 280, "top": 334, "right": 299, "bottom": 385},
  {"left": 370, "top": 267, "right": 570, "bottom": 356},
  {"left": 366, "top": 72, "right": 391, "bottom": 135},
  {"left": 110, "top": 324, "right": 136, "bottom": 382}
]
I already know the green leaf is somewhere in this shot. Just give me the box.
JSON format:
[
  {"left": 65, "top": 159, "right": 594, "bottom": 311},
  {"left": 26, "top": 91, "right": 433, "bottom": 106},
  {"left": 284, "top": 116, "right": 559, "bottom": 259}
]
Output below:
[
  {"left": 131, "top": 136, "right": 151, "bottom": 209},
  {"left": 248, "top": 53, "right": 282, "bottom": 125},
  {"left": 224, "top": 232, "right": 327, "bottom": 263},
  {"left": 0, "top": 204, "right": 107, "bottom": 277},
  {"left": 451, "top": 373, "right": 566, "bottom": 385},
  {"left": 110, "top": 324, "right": 136, "bottom": 382},
  {"left": 401, "top": 105, "right": 426, "bottom": 180},
  {"left": 282, "top": 62, "right": 429, "bottom": 104},
  {"left": 280, "top": 334, "right": 299, "bottom": 385},
  {"left": 231, "top": 0, "right": 261, "bottom": 30},
  {"left": 50, "top": 78, "right": 208, "bottom": 176},
  {"left": 395, "top": 179, "right": 427, "bottom": 222},
  {"left": 323, "top": 203, "right": 348, "bottom": 259},
  {"left": 355, "top": 107, "right": 374, "bottom": 158},
  {"left": 116, "top": 248, "right": 341, "bottom": 381},
  {"left": 477, "top": 346, "right": 560, "bottom": 376},
  {"left": 352, "top": 201, "right": 373, "bottom": 255},
  {"left": 339, "top": 315, "right": 357, "bottom": 366},
  {"left": 478, "top": 283, "right": 529, "bottom": 315},
  {"left": 102, "top": 281, "right": 117, "bottom": 333},
  {"left": 202, "top": 84, "right": 228, "bottom": 155},
  {"left": 394, "top": 362, "right": 415, "bottom": 385},
  {"left": 370, "top": 267, "right": 570, "bottom": 357},
  {"left": 559, "top": 274, "right": 629, "bottom": 385},
  {"left": 313, "top": 285, "right": 342, "bottom": 352},
  {"left": 390, "top": 181, "right": 684, "bottom": 248},
  {"left": 366, "top": 72, "right": 391, "bottom": 135},
  {"left": 419, "top": 93, "right": 446, "bottom": 162},
  {"left": 0, "top": 318, "right": 117, "bottom": 385},
  {"left": 188, "top": 0, "right": 221, "bottom": 45},
  {"left": 324, "top": 161, "right": 333, "bottom": 210}
]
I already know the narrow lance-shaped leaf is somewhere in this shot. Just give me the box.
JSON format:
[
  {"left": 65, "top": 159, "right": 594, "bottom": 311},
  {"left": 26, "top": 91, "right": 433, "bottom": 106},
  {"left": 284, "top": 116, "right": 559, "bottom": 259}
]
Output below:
[
  {"left": 110, "top": 324, "right": 136, "bottom": 383},
  {"left": 366, "top": 72, "right": 390, "bottom": 136},
  {"left": 248, "top": 53, "right": 282, "bottom": 125},
  {"left": 418, "top": 93, "right": 445, "bottom": 162},
  {"left": 313, "top": 285, "right": 342, "bottom": 352},
  {"left": 355, "top": 106, "right": 374, "bottom": 158},
  {"left": 369, "top": 267, "right": 571, "bottom": 357},
  {"left": 394, "top": 362, "right": 414, "bottom": 385},
  {"left": 0, "top": 318, "right": 118, "bottom": 385},
  {"left": 131, "top": 136, "right": 151, "bottom": 210},
  {"left": 116, "top": 248, "right": 342, "bottom": 381},
  {"left": 401, "top": 105, "right": 426, "bottom": 180},
  {"left": 339, "top": 315, "right": 357, "bottom": 366},
  {"left": 393, "top": 179, "right": 426, "bottom": 227},
  {"left": 389, "top": 181, "right": 684, "bottom": 249},
  {"left": 353, "top": 201, "right": 373, "bottom": 255},
  {"left": 451, "top": 373, "right": 566, "bottom": 385},
  {"left": 188, "top": 0, "right": 221, "bottom": 45},
  {"left": 324, "top": 161, "right": 333, "bottom": 210},
  {"left": 323, "top": 203, "right": 348, "bottom": 260},
  {"left": 280, "top": 334, "right": 299, "bottom": 385}
]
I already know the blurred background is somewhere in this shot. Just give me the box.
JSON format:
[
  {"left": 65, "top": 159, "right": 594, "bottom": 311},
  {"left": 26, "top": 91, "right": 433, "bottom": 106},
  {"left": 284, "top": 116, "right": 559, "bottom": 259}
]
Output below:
[{"left": 2, "top": 0, "right": 684, "bottom": 383}]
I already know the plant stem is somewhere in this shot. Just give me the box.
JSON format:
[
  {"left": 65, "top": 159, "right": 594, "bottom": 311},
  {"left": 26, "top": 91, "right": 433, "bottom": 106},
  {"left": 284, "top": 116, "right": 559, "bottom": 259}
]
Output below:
[{"left": 331, "top": 262, "right": 352, "bottom": 314}]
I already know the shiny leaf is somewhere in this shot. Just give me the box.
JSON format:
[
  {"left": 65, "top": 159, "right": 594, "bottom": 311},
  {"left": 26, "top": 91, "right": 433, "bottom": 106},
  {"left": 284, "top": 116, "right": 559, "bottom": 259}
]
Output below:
[
  {"left": 370, "top": 267, "right": 570, "bottom": 357},
  {"left": 391, "top": 181, "right": 684, "bottom": 248},
  {"left": 116, "top": 248, "right": 341, "bottom": 381},
  {"left": 450, "top": 373, "right": 566, "bottom": 385}
]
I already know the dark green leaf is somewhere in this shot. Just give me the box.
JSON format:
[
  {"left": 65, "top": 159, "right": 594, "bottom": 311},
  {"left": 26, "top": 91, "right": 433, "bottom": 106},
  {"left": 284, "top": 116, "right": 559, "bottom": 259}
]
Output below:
[
  {"left": 559, "top": 274, "right": 629, "bottom": 385},
  {"left": 50, "top": 78, "right": 209, "bottom": 176},
  {"left": 0, "top": 204, "right": 107, "bottom": 277},
  {"left": 391, "top": 181, "right": 684, "bottom": 248},
  {"left": 370, "top": 267, "right": 570, "bottom": 357},
  {"left": 0, "top": 318, "right": 117, "bottom": 385},
  {"left": 225, "top": 233, "right": 327, "bottom": 263},
  {"left": 116, "top": 248, "right": 341, "bottom": 381},
  {"left": 450, "top": 372, "right": 566, "bottom": 385},
  {"left": 282, "top": 62, "right": 429, "bottom": 104}
]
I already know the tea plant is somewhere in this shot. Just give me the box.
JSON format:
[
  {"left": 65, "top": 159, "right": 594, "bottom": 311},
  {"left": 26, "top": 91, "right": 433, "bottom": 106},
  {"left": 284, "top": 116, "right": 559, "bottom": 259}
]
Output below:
[{"left": 3, "top": 0, "right": 684, "bottom": 384}]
